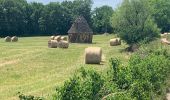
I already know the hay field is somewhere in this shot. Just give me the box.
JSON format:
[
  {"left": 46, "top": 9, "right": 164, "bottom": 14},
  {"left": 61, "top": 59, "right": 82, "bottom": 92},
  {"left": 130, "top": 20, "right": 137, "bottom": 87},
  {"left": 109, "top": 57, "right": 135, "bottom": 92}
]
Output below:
[{"left": 0, "top": 35, "right": 129, "bottom": 100}]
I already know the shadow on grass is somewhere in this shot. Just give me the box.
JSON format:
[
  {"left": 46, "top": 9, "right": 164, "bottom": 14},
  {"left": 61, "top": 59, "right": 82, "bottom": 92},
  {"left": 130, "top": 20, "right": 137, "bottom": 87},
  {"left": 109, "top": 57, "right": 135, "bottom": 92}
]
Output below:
[{"left": 84, "top": 61, "right": 105, "bottom": 66}]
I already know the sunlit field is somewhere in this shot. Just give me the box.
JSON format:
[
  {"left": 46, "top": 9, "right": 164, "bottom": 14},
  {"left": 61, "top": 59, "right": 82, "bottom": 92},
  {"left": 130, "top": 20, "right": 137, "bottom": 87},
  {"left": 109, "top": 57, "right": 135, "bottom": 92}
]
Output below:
[{"left": 0, "top": 35, "right": 130, "bottom": 100}]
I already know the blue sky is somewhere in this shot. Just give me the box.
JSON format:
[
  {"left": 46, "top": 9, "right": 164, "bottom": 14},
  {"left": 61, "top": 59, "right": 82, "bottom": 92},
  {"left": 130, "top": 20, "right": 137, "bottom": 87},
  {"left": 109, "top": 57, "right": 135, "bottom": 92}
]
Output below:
[{"left": 26, "top": 0, "right": 122, "bottom": 9}]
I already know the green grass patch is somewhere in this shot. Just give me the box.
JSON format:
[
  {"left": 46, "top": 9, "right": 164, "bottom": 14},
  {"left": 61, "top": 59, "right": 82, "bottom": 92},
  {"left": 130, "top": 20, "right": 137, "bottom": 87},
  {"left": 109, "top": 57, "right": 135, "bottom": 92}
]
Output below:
[{"left": 0, "top": 35, "right": 129, "bottom": 100}]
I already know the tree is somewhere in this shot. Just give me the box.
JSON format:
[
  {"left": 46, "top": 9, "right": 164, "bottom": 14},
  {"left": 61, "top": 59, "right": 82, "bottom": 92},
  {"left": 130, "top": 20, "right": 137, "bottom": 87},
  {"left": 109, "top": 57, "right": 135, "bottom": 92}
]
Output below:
[
  {"left": 92, "top": 5, "right": 114, "bottom": 33},
  {"left": 111, "top": 0, "right": 160, "bottom": 50},
  {"left": 0, "top": 0, "right": 27, "bottom": 37},
  {"left": 40, "top": 2, "right": 63, "bottom": 35},
  {"left": 29, "top": 2, "right": 44, "bottom": 36},
  {"left": 149, "top": 0, "right": 170, "bottom": 33},
  {"left": 72, "top": 0, "right": 93, "bottom": 26},
  {"left": 0, "top": 0, "right": 93, "bottom": 36},
  {"left": 40, "top": 2, "right": 72, "bottom": 35},
  {"left": 40, "top": 0, "right": 93, "bottom": 35}
]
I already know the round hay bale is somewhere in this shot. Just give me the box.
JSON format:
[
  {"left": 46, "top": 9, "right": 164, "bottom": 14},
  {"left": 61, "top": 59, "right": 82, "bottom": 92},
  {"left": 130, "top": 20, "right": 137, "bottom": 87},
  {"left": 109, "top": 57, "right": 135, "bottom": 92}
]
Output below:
[
  {"left": 117, "top": 38, "right": 121, "bottom": 45},
  {"left": 85, "top": 47, "right": 102, "bottom": 64},
  {"left": 110, "top": 38, "right": 121, "bottom": 46},
  {"left": 61, "top": 36, "right": 67, "bottom": 41},
  {"left": 103, "top": 33, "right": 109, "bottom": 36},
  {"left": 48, "top": 40, "right": 58, "bottom": 48},
  {"left": 58, "top": 40, "right": 69, "bottom": 48},
  {"left": 161, "top": 33, "right": 168, "bottom": 38},
  {"left": 161, "top": 38, "right": 170, "bottom": 45},
  {"left": 4, "top": 36, "right": 11, "bottom": 42},
  {"left": 54, "top": 36, "right": 61, "bottom": 42},
  {"left": 11, "top": 36, "right": 18, "bottom": 42},
  {"left": 50, "top": 36, "right": 55, "bottom": 40}
]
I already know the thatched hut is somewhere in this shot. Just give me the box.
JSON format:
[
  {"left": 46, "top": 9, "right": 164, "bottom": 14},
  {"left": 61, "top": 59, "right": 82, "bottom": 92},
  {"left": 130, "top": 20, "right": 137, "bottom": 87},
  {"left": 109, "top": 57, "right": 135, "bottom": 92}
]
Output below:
[{"left": 68, "top": 16, "right": 93, "bottom": 43}]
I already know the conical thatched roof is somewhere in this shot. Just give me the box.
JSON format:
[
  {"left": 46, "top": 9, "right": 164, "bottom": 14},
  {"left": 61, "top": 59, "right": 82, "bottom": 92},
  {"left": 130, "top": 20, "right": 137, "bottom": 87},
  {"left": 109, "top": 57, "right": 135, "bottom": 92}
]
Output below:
[{"left": 68, "top": 16, "right": 93, "bottom": 34}]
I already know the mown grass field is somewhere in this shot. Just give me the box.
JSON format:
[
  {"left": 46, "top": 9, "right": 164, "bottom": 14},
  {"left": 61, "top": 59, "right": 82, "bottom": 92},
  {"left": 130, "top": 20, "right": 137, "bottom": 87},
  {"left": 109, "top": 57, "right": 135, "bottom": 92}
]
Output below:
[{"left": 0, "top": 35, "right": 131, "bottom": 100}]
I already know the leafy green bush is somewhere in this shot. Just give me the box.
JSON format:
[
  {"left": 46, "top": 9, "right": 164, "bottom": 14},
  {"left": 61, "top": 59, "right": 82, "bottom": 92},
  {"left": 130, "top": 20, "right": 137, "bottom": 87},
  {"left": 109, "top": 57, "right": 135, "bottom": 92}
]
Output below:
[
  {"left": 54, "top": 67, "right": 104, "bottom": 100},
  {"left": 104, "top": 92, "right": 133, "bottom": 100},
  {"left": 108, "top": 58, "right": 131, "bottom": 90}
]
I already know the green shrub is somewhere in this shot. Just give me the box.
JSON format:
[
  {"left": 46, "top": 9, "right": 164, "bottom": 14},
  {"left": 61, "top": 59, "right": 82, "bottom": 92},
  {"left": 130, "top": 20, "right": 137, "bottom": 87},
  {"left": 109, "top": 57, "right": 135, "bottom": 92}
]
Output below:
[
  {"left": 54, "top": 67, "right": 104, "bottom": 100},
  {"left": 105, "top": 48, "right": 170, "bottom": 99},
  {"left": 105, "top": 92, "right": 134, "bottom": 100},
  {"left": 129, "top": 53, "right": 170, "bottom": 94}
]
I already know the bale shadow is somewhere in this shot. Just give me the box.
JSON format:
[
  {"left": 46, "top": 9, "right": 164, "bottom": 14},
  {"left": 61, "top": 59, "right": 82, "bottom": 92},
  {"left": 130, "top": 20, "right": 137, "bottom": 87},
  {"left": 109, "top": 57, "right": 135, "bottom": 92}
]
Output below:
[{"left": 85, "top": 61, "right": 105, "bottom": 66}]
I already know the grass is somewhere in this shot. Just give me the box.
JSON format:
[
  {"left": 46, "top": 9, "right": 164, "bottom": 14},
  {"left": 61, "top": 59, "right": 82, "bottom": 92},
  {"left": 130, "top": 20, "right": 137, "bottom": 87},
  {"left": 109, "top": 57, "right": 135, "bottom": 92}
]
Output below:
[{"left": 0, "top": 35, "right": 130, "bottom": 100}]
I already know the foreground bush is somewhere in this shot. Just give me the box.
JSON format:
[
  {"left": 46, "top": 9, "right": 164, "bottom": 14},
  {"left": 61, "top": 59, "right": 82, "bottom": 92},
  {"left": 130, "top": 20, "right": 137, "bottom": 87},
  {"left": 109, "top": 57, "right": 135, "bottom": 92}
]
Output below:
[
  {"left": 54, "top": 48, "right": 170, "bottom": 100},
  {"left": 54, "top": 67, "right": 104, "bottom": 100}
]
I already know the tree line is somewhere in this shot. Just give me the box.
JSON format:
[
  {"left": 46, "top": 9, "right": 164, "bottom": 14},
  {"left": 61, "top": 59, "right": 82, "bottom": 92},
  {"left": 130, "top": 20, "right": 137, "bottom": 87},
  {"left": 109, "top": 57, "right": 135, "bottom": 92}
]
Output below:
[
  {"left": 0, "top": 0, "right": 170, "bottom": 37},
  {"left": 0, "top": 0, "right": 114, "bottom": 37}
]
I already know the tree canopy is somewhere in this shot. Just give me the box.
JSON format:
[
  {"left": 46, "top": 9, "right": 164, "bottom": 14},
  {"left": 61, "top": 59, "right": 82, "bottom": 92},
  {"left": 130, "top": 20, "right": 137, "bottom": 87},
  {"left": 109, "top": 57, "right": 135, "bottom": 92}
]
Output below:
[
  {"left": 0, "top": 0, "right": 169, "bottom": 38},
  {"left": 0, "top": 0, "right": 93, "bottom": 37},
  {"left": 149, "top": 0, "right": 170, "bottom": 33},
  {"left": 92, "top": 5, "right": 114, "bottom": 34},
  {"left": 111, "top": 0, "right": 160, "bottom": 46}
]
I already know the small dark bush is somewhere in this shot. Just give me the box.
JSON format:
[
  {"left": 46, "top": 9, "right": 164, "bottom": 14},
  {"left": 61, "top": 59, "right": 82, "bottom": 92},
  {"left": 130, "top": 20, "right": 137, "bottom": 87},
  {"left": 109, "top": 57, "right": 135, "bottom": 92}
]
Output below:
[
  {"left": 19, "top": 94, "right": 43, "bottom": 100},
  {"left": 54, "top": 67, "right": 104, "bottom": 100}
]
